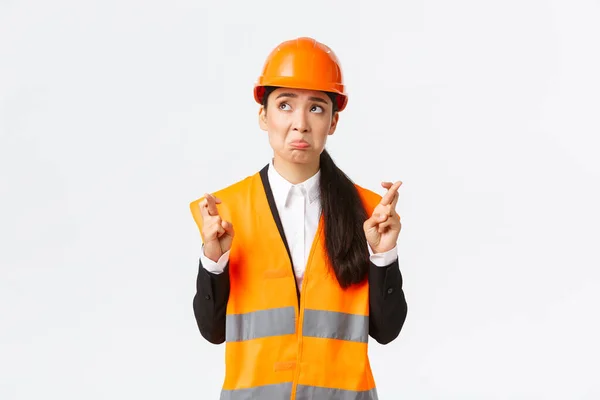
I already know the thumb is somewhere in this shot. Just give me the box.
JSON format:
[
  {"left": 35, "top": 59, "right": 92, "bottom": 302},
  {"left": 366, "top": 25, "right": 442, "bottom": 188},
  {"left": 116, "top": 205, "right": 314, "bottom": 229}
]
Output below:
[
  {"left": 364, "top": 213, "right": 388, "bottom": 232},
  {"left": 221, "top": 220, "right": 235, "bottom": 237}
]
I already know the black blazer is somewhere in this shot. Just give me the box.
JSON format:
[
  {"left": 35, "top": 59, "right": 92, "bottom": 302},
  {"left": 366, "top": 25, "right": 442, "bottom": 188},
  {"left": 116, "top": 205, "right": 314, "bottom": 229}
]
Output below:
[{"left": 192, "top": 165, "right": 408, "bottom": 346}]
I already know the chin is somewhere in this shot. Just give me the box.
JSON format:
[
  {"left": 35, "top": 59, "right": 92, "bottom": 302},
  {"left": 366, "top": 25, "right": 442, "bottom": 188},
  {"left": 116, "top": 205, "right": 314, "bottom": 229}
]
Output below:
[
  {"left": 285, "top": 155, "right": 312, "bottom": 164},
  {"left": 288, "top": 153, "right": 315, "bottom": 164}
]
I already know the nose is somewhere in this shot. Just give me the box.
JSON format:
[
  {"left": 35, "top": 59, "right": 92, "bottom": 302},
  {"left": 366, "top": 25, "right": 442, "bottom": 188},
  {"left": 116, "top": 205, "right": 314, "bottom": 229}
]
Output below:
[{"left": 292, "top": 110, "right": 310, "bottom": 133}]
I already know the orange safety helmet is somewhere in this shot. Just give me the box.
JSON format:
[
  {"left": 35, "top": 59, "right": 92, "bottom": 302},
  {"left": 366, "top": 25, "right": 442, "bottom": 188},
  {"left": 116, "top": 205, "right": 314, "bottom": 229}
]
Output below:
[{"left": 254, "top": 37, "right": 348, "bottom": 112}]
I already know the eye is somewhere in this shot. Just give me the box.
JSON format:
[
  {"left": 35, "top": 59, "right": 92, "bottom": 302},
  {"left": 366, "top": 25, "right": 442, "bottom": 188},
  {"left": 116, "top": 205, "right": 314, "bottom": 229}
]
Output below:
[
  {"left": 278, "top": 102, "right": 291, "bottom": 111},
  {"left": 311, "top": 105, "right": 324, "bottom": 113}
]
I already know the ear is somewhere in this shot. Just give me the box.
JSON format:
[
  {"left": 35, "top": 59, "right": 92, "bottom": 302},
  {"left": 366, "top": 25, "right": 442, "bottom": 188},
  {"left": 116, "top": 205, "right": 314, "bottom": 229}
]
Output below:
[
  {"left": 258, "top": 106, "right": 268, "bottom": 131},
  {"left": 328, "top": 112, "right": 339, "bottom": 136}
]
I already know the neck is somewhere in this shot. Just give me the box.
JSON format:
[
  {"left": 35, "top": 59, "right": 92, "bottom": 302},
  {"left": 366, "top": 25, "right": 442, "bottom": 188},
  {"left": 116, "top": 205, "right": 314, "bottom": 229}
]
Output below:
[{"left": 272, "top": 155, "right": 319, "bottom": 184}]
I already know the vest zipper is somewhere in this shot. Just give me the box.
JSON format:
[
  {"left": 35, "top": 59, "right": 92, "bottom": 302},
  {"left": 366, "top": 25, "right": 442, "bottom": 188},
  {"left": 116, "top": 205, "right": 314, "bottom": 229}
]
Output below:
[
  {"left": 290, "top": 219, "right": 322, "bottom": 400},
  {"left": 291, "top": 267, "right": 308, "bottom": 400}
]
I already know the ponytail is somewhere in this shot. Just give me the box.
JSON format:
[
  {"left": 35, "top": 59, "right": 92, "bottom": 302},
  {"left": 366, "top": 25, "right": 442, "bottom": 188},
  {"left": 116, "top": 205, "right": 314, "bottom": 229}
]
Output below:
[{"left": 319, "top": 149, "right": 370, "bottom": 288}]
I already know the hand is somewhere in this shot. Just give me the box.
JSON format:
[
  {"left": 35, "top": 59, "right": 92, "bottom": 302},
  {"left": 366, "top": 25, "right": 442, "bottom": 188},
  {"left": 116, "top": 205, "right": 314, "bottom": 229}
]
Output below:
[
  {"left": 199, "top": 193, "right": 234, "bottom": 263},
  {"left": 363, "top": 181, "right": 402, "bottom": 254}
]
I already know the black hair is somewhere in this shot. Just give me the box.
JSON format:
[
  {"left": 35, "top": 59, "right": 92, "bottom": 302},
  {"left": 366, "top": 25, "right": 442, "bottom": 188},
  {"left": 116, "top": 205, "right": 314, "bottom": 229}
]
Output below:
[{"left": 261, "top": 86, "right": 369, "bottom": 288}]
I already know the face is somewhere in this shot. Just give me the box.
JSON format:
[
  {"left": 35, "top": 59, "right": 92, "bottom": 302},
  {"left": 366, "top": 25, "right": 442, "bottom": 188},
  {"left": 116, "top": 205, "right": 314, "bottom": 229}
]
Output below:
[{"left": 259, "top": 87, "right": 339, "bottom": 166}]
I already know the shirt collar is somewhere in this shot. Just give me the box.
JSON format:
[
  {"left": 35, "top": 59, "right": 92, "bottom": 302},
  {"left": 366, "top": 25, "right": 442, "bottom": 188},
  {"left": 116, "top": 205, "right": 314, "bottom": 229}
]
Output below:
[{"left": 267, "top": 159, "right": 321, "bottom": 207}]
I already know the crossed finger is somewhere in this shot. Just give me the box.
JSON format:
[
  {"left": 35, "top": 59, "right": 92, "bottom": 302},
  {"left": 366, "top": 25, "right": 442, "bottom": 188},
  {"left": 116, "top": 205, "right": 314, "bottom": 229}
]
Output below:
[
  {"left": 200, "top": 193, "right": 222, "bottom": 217},
  {"left": 390, "top": 190, "right": 399, "bottom": 211},
  {"left": 380, "top": 181, "right": 402, "bottom": 206}
]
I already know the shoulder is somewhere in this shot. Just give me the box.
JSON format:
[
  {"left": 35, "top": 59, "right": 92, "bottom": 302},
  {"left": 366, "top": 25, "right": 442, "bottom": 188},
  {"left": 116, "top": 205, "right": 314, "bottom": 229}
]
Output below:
[{"left": 354, "top": 183, "right": 382, "bottom": 214}]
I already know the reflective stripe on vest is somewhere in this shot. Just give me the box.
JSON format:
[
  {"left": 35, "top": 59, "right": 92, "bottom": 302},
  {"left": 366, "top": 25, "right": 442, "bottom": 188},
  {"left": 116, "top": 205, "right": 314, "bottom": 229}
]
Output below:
[
  {"left": 220, "top": 383, "right": 378, "bottom": 400},
  {"left": 302, "top": 309, "right": 369, "bottom": 343},
  {"left": 296, "top": 385, "right": 379, "bottom": 400},
  {"left": 225, "top": 306, "right": 296, "bottom": 342},
  {"left": 225, "top": 307, "right": 367, "bottom": 344},
  {"left": 220, "top": 382, "right": 292, "bottom": 400}
]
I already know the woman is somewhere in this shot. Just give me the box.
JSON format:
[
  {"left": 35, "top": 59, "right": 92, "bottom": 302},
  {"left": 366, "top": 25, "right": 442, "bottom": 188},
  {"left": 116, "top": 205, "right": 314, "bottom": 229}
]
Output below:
[{"left": 190, "top": 37, "right": 407, "bottom": 400}]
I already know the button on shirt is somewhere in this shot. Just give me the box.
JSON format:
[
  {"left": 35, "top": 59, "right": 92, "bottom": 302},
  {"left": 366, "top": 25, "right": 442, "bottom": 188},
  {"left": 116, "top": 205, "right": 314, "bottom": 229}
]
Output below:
[{"left": 201, "top": 160, "right": 398, "bottom": 289}]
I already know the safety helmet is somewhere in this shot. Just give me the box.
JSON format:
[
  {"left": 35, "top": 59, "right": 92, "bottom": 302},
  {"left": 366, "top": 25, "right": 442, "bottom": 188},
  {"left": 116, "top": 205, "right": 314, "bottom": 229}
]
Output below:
[{"left": 253, "top": 37, "right": 348, "bottom": 112}]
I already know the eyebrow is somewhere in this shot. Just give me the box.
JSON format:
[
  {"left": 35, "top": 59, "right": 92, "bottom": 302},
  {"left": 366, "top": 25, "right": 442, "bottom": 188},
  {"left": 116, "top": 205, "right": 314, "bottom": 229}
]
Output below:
[{"left": 275, "top": 92, "right": 329, "bottom": 105}]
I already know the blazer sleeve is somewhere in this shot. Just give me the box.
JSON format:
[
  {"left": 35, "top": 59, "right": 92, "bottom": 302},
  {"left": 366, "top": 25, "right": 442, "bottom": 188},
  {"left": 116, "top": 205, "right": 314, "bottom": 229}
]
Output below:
[
  {"left": 368, "top": 258, "right": 408, "bottom": 344},
  {"left": 192, "top": 257, "right": 230, "bottom": 344}
]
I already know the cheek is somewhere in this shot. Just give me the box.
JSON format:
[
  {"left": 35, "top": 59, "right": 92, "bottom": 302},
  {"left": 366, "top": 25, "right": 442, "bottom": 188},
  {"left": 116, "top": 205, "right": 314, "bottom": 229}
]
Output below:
[
  {"left": 311, "top": 117, "right": 332, "bottom": 142},
  {"left": 266, "top": 114, "right": 289, "bottom": 138},
  {"left": 266, "top": 116, "right": 287, "bottom": 147}
]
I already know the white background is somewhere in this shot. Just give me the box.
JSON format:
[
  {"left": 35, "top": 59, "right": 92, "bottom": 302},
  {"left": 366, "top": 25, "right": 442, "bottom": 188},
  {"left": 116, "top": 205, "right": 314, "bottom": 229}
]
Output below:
[{"left": 1, "top": 0, "right": 599, "bottom": 399}]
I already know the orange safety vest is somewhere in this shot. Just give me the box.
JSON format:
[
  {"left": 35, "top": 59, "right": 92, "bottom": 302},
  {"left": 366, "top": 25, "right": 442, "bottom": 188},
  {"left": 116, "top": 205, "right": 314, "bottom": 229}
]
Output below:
[{"left": 190, "top": 167, "right": 383, "bottom": 400}]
